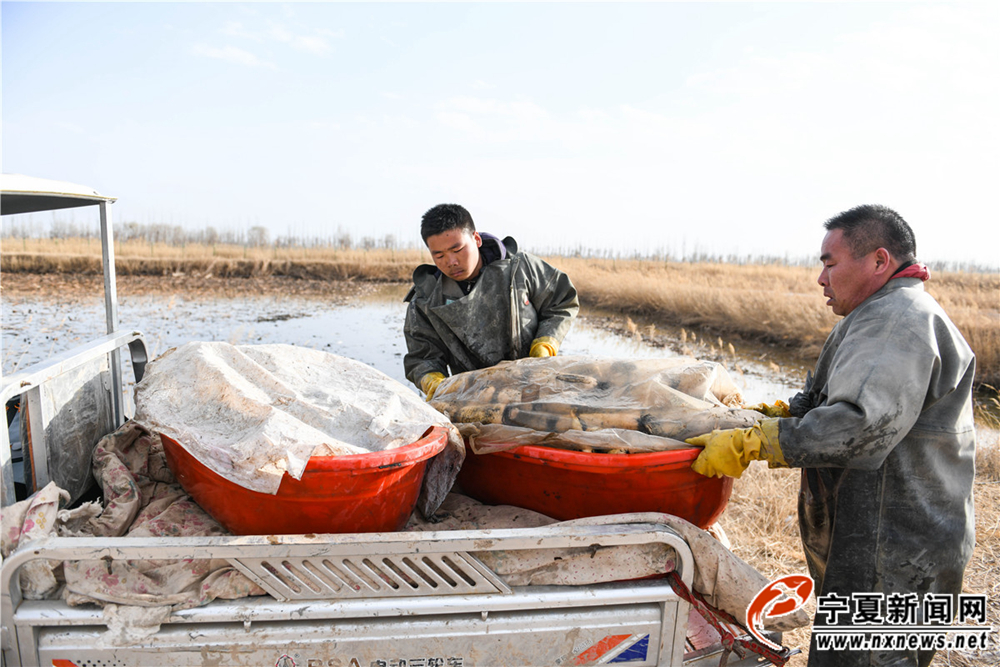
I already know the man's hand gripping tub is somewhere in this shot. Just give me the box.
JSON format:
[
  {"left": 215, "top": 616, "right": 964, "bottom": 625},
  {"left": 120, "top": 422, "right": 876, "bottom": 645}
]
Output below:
[
  {"left": 528, "top": 336, "right": 559, "bottom": 358},
  {"left": 743, "top": 400, "right": 791, "bottom": 419},
  {"left": 686, "top": 419, "right": 788, "bottom": 479},
  {"left": 420, "top": 371, "right": 447, "bottom": 401}
]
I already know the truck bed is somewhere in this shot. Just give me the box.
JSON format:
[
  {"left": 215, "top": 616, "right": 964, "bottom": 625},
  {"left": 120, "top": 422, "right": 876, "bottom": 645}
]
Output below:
[{"left": 1, "top": 517, "right": 778, "bottom": 667}]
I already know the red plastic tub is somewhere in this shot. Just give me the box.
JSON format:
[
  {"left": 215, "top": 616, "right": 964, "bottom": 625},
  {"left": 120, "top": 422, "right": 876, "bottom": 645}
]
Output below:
[
  {"left": 162, "top": 426, "right": 449, "bottom": 535},
  {"left": 457, "top": 443, "right": 733, "bottom": 529}
]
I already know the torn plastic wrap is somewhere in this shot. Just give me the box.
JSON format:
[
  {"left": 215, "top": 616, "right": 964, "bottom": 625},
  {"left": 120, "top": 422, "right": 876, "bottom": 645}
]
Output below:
[
  {"left": 133, "top": 342, "right": 464, "bottom": 516},
  {"left": 18, "top": 356, "right": 114, "bottom": 505},
  {"left": 430, "top": 356, "right": 761, "bottom": 452}
]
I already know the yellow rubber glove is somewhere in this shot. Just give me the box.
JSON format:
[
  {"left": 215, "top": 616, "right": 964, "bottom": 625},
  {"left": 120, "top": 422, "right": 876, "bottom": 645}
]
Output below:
[
  {"left": 685, "top": 419, "right": 788, "bottom": 478},
  {"left": 419, "top": 372, "right": 446, "bottom": 402},
  {"left": 746, "top": 400, "right": 792, "bottom": 419},
  {"left": 529, "top": 336, "right": 559, "bottom": 358}
]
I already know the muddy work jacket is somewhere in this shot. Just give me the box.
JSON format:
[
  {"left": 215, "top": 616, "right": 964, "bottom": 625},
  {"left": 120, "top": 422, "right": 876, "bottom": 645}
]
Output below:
[
  {"left": 403, "top": 236, "right": 578, "bottom": 388},
  {"left": 780, "top": 277, "right": 976, "bottom": 667}
]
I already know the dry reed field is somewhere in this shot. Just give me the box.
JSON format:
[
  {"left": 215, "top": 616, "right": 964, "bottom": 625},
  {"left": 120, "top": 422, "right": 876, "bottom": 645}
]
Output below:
[
  {"left": 5, "top": 239, "right": 996, "bottom": 386},
  {"left": 548, "top": 256, "right": 1000, "bottom": 389},
  {"left": 0, "top": 237, "right": 425, "bottom": 282},
  {"left": 3, "top": 240, "right": 997, "bottom": 409}
]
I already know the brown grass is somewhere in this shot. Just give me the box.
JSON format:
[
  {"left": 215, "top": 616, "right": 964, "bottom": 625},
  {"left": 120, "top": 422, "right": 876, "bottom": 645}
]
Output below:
[
  {"left": 2, "top": 237, "right": 426, "bottom": 263},
  {"left": 546, "top": 257, "right": 1000, "bottom": 388},
  {"left": 725, "top": 465, "right": 814, "bottom": 666},
  {"left": 551, "top": 259, "right": 837, "bottom": 352},
  {"left": 2, "top": 240, "right": 998, "bottom": 386},
  {"left": 0, "top": 239, "right": 424, "bottom": 282}
]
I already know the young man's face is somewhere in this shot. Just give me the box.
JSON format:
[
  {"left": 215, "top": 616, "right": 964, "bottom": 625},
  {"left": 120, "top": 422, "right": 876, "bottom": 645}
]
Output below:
[{"left": 426, "top": 228, "right": 483, "bottom": 282}]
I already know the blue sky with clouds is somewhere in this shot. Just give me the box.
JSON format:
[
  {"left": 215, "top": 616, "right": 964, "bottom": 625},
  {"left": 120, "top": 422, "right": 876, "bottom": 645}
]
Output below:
[{"left": 3, "top": 2, "right": 998, "bottom": 267}]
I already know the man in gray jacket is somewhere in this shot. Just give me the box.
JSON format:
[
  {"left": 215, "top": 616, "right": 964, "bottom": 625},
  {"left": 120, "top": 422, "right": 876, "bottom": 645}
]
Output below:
[
  {"left": 689, "top": 205, "right": 976, "bottom": 667},
  {"left": 404, "top": 203, "right": 579, "bottom": 399}
]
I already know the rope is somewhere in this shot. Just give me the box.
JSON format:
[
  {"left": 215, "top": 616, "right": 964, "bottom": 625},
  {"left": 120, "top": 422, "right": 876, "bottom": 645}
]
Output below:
[{"left": 666, "top": 571, "right": 794, "bottom": 666}]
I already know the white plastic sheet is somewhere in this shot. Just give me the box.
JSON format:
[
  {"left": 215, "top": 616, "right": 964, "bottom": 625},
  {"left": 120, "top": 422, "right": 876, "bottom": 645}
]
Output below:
[
  {"left": 134, "top": 342, "right": 463, "bottom": 499},
  {"left": 430, "top": 356, "right": 760, "bottom": 452}
]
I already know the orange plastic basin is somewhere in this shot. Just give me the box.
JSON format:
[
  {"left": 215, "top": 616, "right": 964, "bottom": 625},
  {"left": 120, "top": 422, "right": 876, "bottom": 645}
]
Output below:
[
  {"left": 457, "top": 443, "right": 733, "bottom": 529},
  {"left": 161, "top": 427, "right": 448, "bottom": 535}
]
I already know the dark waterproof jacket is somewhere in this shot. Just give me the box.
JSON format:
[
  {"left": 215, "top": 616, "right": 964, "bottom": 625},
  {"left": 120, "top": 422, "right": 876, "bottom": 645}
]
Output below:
[
  {"left": 780, "top": 277, "right": 976, "bottom": 667},
  {"left": 403, "top": 236, "right": 578, "bottom": 388}
]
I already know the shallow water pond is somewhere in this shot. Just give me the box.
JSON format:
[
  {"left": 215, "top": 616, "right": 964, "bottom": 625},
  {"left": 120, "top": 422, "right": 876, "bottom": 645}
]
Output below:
[{"left": 2, "top": 283, "right": 804, "bottom": 409}]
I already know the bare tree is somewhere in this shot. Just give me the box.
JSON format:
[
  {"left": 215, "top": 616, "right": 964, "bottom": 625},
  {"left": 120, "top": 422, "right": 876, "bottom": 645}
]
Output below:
[{"left": 247, "top": 226, "right": 270, "bottom": 247}]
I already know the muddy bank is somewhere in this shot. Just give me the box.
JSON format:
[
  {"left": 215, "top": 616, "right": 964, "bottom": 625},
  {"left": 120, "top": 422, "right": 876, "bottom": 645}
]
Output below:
[
  {"left": 1, "top": 271, "right": 385, "bottom": 301},
  {"left": 0, "top": 252, "right": 415, "bottom": 282}
]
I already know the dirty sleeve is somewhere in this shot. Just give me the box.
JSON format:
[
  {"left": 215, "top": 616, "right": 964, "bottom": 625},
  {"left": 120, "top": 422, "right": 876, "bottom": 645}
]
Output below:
[
  {"left": 403, "top": 299, "right": 452, "bottom": 386},
  {"left": 521, "top": 252, "right": 579, "bottom": 345},
  {"left": 777, "top": 285, "right": 972, "bottom": 470}
]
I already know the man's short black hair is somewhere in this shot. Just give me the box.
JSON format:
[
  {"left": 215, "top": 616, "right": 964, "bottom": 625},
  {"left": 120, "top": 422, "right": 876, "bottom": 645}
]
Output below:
[
  {"left": 824, "top": 204, "right": 917, "bottom": 262},
  {"left": 421, "top": 204, "right": 476, "bottom": 244}
]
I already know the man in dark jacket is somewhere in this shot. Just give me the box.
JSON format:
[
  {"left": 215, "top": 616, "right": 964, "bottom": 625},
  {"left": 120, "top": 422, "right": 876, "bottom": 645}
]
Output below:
[
  {"left": 404, "top": 203, "right": 579, "bottom": 399},
  {"left": 688, "top": 205, "right": 976, "bottom": 667}
]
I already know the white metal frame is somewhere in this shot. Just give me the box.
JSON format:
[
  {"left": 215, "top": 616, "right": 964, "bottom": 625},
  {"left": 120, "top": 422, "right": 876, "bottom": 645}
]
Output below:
[
  {"left": 2, "top": 519, "right": 696, "bottom": 667},
  {"left": 1, "top": 176, "right": 139, "bottom": 506},
  {"left": 0, "top": 331, "right": 148, "bottom": 506}
]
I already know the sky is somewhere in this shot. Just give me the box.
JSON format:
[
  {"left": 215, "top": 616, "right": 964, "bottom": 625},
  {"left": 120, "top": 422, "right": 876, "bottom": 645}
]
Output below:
[{"left": 2, "top": 1, "right": 998, "bottom": 268}]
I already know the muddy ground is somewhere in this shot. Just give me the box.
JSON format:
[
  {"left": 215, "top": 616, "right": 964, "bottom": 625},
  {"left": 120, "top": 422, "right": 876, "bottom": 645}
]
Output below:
[{"left": 1, "top": 271, "right": 383, "bottom": 301}]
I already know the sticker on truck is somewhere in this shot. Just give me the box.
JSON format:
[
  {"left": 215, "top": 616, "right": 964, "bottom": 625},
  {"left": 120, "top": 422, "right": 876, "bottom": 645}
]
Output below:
[{"left": 573, "top": 633, "right": 650, "bottom": 664}]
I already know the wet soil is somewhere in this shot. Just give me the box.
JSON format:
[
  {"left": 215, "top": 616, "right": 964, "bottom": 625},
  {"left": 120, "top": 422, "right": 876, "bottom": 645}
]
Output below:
[{"left": 1, "top": 272, "right": 382, "bottom": 301}]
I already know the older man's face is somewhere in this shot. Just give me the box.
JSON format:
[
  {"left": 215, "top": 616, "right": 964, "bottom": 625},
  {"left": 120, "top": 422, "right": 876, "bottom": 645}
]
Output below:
[{"left": 817, "top": 229, "right": 885, "bottom": 316}]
